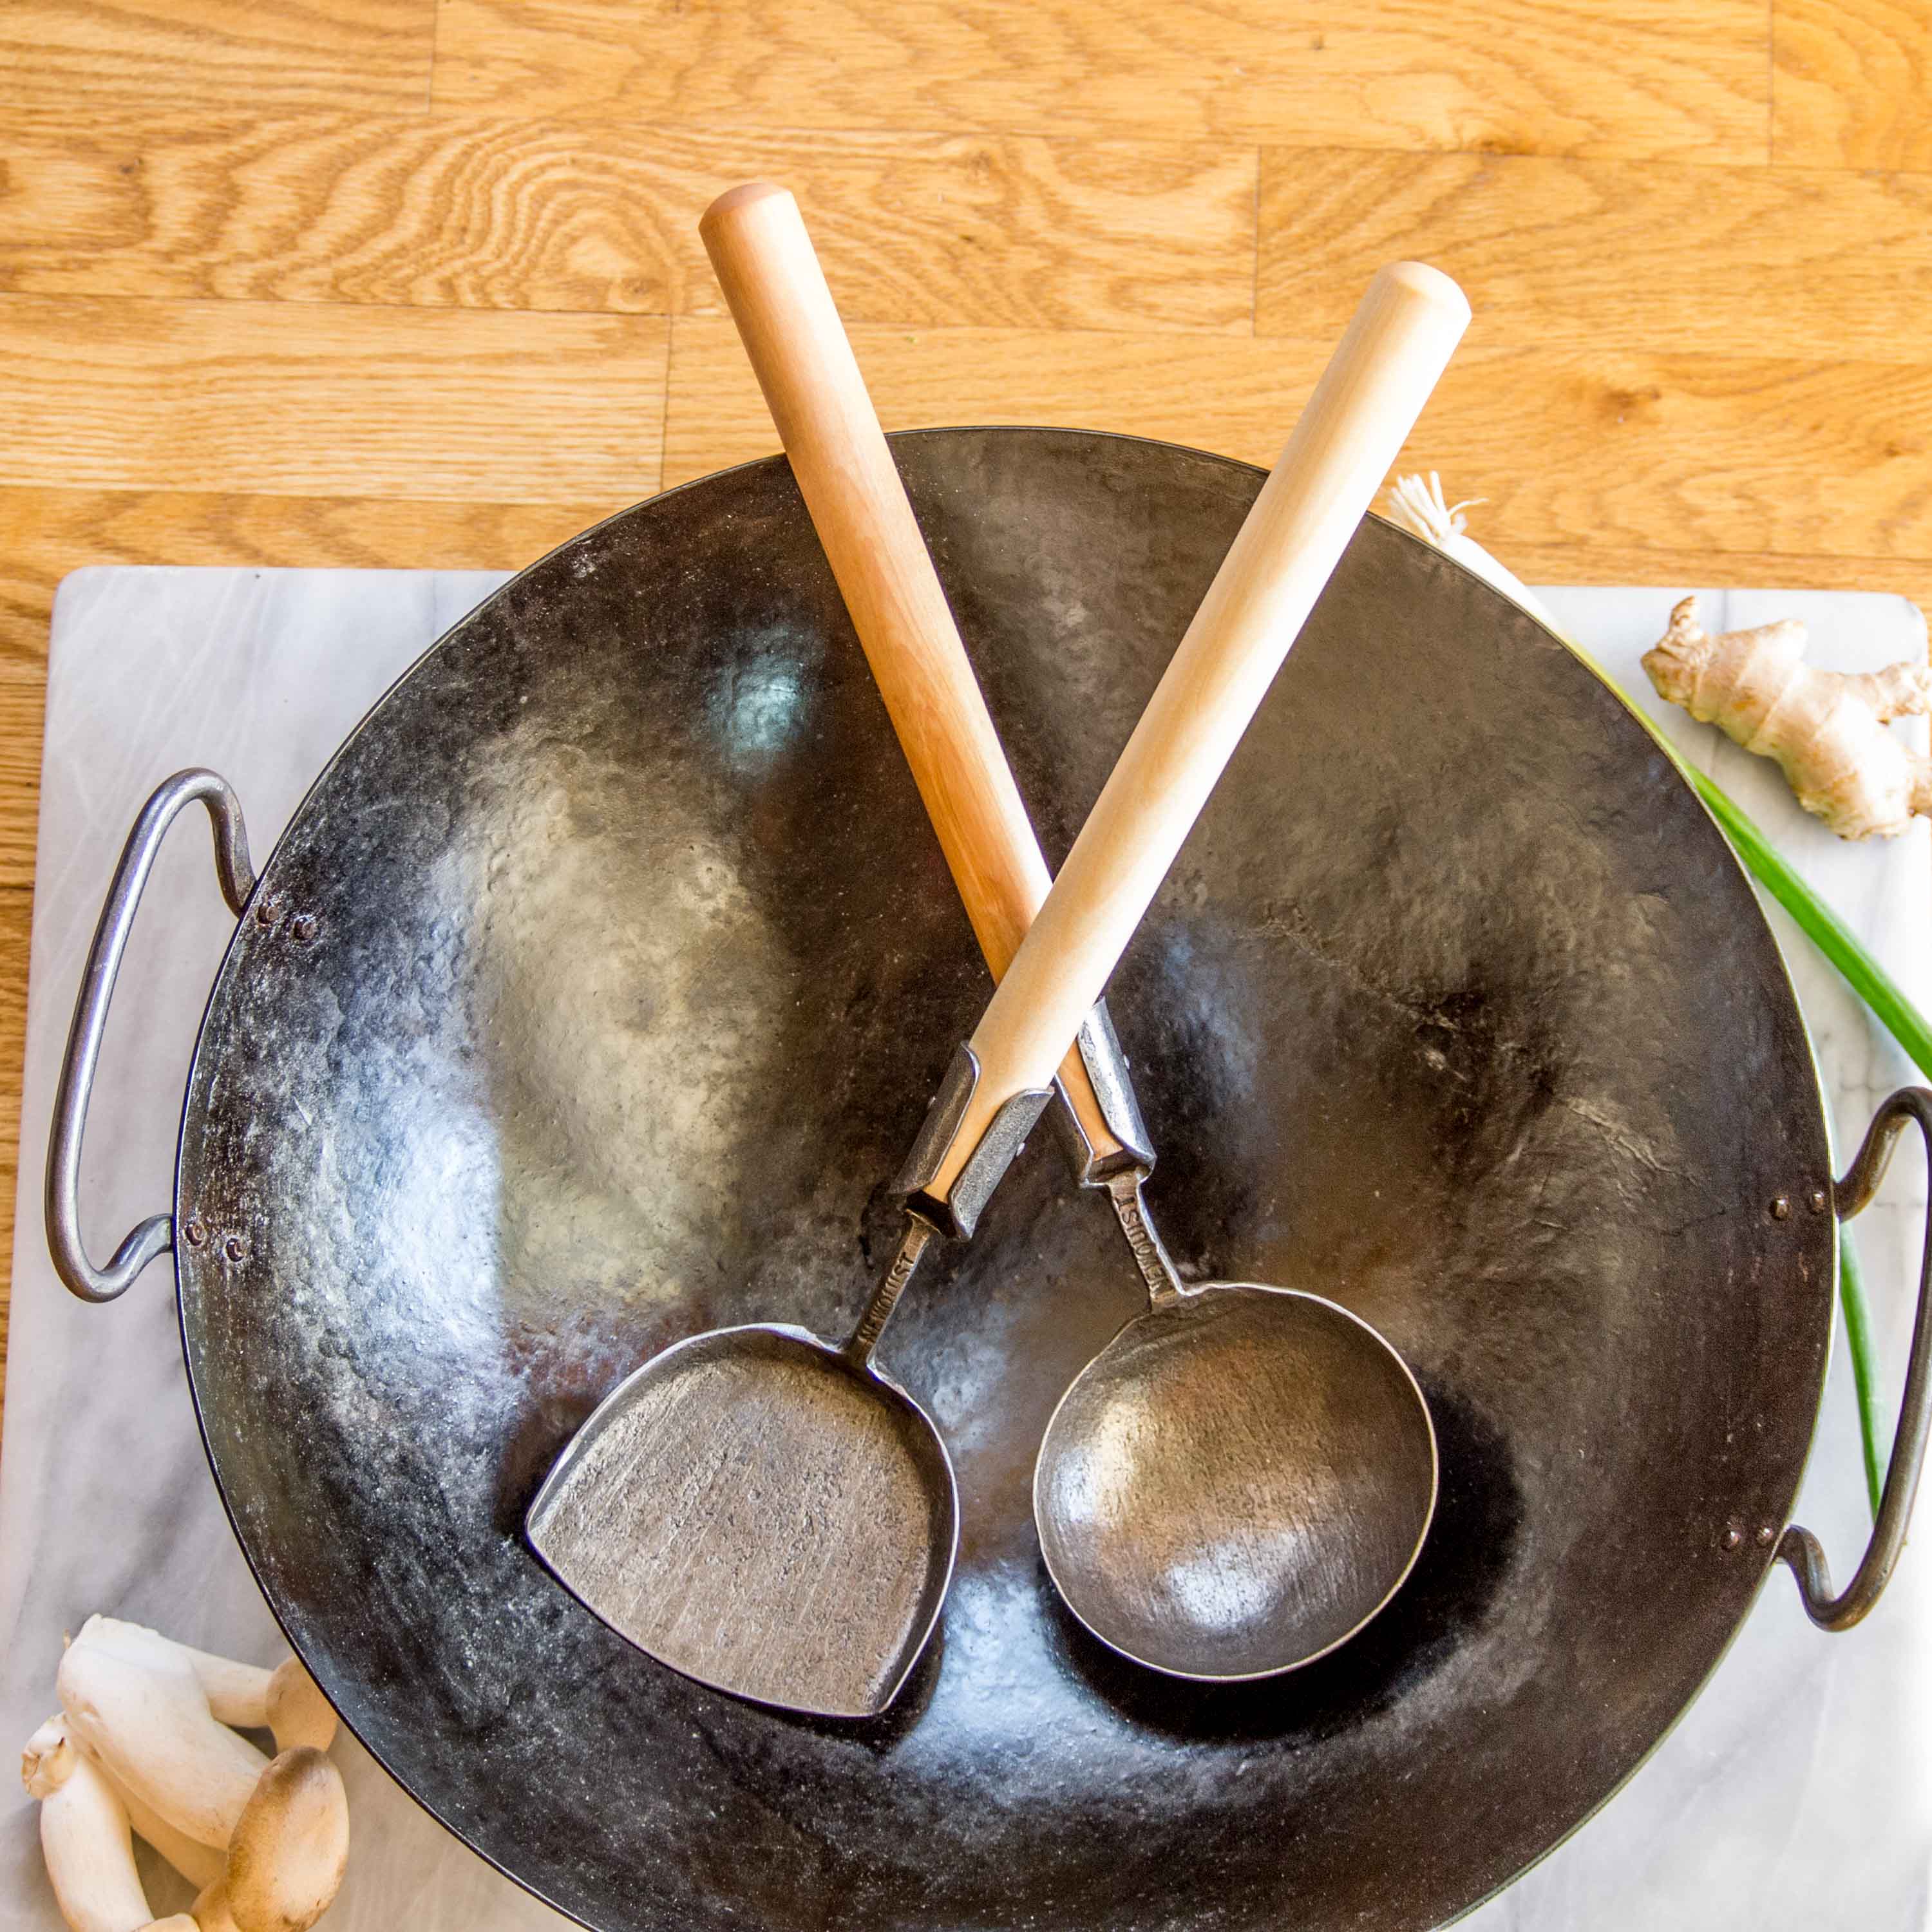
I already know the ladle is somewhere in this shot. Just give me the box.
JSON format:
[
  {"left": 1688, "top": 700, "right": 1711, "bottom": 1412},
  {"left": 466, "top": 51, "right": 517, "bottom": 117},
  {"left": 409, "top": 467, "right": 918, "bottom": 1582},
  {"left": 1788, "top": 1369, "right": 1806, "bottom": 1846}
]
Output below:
[{"left": 526, "top": 183, "right": 1468, "bottom": 1716}]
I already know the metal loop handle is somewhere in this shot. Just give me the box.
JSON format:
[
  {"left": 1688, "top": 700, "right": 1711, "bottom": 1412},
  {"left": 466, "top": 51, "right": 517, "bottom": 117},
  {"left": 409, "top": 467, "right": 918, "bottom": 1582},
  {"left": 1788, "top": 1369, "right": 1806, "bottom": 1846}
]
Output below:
[
  {"left": 1779, "top": 1086, "right": 1932, "bottom": 1630},
  {"left": 46, "top": 770, "right": 255, "bottom": 1303}
]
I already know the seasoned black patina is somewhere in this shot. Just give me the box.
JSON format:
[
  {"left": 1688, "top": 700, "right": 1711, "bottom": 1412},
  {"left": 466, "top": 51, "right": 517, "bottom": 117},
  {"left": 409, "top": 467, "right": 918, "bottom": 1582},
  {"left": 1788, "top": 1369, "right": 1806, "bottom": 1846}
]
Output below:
[{"left": 172, "top": 430, "right": 1834, "bottom": 1930}]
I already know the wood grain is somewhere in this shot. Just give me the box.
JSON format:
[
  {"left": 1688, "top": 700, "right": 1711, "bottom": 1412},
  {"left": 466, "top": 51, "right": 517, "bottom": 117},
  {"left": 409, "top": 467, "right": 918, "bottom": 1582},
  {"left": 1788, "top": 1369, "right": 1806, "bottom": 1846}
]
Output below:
[
  {"left": 667, "top": 317, "right": 1932, "bottom": 564},
  {"left": 431, "top": 0, "right": 1771, "bottom": 162},
  {"left": 1774, "top": 0, "right": 1932, "bottom": 170},
  {"left": 0, "top": 110, "right": 1255, "bottom": 333},
  {"left": 0, "top": 294, "right": 667, "bottom": 500},
  {"left": 0, "top": 0, "right": 435, "bottom": 113},
  {"left": 1258, "top": 148, "right": 1932, "bottom": 358},
  {"left": 1488, "top": 542, "right": 1932, "bottom": 618}
]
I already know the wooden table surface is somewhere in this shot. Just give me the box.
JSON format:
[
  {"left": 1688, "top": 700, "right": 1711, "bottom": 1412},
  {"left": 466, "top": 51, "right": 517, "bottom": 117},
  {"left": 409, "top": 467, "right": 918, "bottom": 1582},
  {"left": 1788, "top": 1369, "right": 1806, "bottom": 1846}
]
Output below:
[{"left": 3, "top": 0, "right": 1929, "bottom": 1420}]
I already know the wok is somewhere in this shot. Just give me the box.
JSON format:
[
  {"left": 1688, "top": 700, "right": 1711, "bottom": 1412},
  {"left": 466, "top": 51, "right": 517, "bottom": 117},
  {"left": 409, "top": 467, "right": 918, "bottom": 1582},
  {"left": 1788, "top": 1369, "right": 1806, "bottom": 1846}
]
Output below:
[{"left": 46, "top": 428, "right": 1932, "bottom": 1931}]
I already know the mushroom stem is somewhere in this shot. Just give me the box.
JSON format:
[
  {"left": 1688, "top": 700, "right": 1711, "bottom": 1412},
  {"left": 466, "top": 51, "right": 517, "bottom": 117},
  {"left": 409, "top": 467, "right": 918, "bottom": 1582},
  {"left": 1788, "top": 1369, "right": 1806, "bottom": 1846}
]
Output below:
[
  {"left": 58, "top": 1618, "right": 268, "bottom": 1850},
  {"left": 64, "top": 1618, "right": 275, "bottom": 1731},
  {"left": 76, "top": 1738, "right": 227, "bottom": 1891},
  {"left": 21, "top": 1715, "right": 156, "bottom": 1932},
  {"left": 263, "top": 1660, "right": 337, "bottom": 1756},
  {"left": 188, "top": 1889, "right": 241, "bottom": 1932},
  {"left": 178, "top": 1651, "right": 275, "bottom": 1734}
]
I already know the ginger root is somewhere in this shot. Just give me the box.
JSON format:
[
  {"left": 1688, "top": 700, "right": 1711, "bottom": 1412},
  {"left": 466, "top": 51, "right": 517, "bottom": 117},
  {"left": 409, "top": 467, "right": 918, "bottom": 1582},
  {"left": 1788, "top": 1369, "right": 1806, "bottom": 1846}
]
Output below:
[{"left": 1643, "top": 595, "right": 1932, "bottom": 840}]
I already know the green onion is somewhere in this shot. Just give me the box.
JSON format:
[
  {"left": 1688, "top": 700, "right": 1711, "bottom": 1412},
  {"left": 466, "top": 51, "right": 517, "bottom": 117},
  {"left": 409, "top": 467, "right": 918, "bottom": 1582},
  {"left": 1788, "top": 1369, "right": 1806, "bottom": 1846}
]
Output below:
[{"left": 1838, "top": 1231, "right": 1886, "bottom": 1521}]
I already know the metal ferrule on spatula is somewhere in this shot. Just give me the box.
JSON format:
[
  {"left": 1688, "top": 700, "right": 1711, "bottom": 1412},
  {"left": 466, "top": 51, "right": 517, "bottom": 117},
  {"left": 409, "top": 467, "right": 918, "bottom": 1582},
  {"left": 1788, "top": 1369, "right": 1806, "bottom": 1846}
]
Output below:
[
  {"left": 893, "top": 1044, "right": 1052, "bottom": 1244},
  {"left": 840, "top": 1046, "right": 1052, "bottom": 1364},
  {"left": 900, "top": 998, "right": 1166, "bottom": 1238}
]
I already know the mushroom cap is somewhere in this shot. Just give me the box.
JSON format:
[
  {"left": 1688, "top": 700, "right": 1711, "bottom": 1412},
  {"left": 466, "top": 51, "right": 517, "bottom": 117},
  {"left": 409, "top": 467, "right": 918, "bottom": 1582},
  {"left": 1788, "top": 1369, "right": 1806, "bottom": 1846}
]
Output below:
[
  {"left": 263, "top": 1662, "right": 337, "bottom": 1756},
  {"left": 222, "top": 1748, "right": 348, "bottom": 1932}
]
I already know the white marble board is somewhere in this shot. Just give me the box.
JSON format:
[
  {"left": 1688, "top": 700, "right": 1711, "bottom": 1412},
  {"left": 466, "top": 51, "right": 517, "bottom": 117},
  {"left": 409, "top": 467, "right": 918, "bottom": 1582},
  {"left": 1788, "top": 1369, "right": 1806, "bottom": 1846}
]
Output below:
[{"left": 2, "top": 568, "right": 1927, "bottom": 1929}]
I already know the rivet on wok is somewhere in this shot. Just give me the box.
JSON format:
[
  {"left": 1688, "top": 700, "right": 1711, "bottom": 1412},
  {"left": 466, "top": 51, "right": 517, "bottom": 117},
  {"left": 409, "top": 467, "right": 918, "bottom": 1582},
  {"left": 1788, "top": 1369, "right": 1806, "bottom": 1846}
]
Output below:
[
  {"left": 290, "top": 912, "right": 319, "bottom": 942},
  {"left": 1723, "top": 1524, "right": 1743, "bottom": 1550},
  {"left": 256, "top": 898, "right": 282, "bottom": 927},
  {"left": 1807, "top": 1188, "right": 1830, "bottom": 1214},
  {"left": 1770, "top": 1195, "right": 1792, "bottom": 1220},
  {"left": 223, "top": 1235, "right": 246, "bottom": 1262},
  {"left": 183, "top": 1217, "right": 206, "bottom": 1248},
  {"left": 1757, "top": 1524, "right": 1776, "bottom": 1546}
]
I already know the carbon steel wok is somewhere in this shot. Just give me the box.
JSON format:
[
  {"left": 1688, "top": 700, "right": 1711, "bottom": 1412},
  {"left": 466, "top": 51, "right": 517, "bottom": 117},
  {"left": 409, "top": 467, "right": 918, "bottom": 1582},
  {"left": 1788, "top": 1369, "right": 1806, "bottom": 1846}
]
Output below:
[{"left": 48, "top": 429, "right": 1932, "bottom": 1932}]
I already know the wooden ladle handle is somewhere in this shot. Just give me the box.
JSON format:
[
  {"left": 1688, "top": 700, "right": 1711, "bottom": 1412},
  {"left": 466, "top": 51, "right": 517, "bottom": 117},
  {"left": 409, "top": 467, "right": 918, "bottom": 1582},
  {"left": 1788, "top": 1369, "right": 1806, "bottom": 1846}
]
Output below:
[
  {"left": 931, "top": 261, "right": 1472, "bottom": 1197},
  {"left": 700, "top": 181, "right": 1127, "bottom": 1158}
]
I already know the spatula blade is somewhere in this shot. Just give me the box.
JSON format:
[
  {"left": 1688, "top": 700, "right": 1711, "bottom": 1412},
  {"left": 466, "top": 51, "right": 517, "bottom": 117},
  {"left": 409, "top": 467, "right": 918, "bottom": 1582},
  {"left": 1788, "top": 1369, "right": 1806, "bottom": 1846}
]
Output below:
[{"left": 527, "top": 1324, "right": 956, "bottom": 1718}]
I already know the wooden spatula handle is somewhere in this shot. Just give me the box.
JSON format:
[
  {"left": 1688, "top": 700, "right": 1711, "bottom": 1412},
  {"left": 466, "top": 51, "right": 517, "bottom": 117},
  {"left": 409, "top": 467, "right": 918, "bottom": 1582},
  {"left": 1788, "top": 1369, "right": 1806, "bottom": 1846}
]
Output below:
[
  {"left": 931, "top": 260, "right": 1472, "bottom": 1197},
  {"left": 701, "top": 182, "right": 1126, "bottom": 1158}
]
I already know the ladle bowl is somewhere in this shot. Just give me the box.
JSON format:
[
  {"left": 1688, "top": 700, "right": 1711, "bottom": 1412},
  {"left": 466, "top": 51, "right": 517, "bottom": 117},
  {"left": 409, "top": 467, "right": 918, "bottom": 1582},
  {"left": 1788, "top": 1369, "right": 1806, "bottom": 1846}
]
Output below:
[{"left": 1035, "top": 1284, "right": 1437, "bottom": 1678}]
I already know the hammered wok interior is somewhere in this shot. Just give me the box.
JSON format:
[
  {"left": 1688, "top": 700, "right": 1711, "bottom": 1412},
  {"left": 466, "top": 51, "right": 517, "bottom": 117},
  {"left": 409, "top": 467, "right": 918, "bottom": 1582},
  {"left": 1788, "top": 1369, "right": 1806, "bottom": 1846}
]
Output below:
[{"left": 175, "top": 429, "right": 1833, "bottom": 1932}]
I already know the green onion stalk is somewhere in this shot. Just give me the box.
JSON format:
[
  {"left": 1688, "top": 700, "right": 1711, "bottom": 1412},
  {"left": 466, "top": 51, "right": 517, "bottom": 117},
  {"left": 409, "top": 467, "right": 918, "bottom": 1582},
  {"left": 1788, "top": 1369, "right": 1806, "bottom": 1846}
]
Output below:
[{"left": 1385, "top": 476, "right": 1924, "bottom": 1520}]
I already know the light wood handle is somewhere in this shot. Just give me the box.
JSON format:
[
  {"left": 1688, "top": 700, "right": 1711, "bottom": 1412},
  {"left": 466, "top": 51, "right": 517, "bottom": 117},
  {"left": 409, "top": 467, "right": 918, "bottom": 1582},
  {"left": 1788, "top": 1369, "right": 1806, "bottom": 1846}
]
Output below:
[
  {"left": 932, "top": 260, "right": 1472, "bottom": 1196},
  {"left": 701, "top": 182, "right": 1125, "bottom": 1159}
]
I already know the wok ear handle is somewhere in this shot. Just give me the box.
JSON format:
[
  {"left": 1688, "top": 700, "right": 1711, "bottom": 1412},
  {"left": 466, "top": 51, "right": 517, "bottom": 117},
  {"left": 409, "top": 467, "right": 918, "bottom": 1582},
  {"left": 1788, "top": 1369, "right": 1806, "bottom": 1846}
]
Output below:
[
  {"left": 923, "top": 260, "right": 1471, "bottom": 1202},
  {"left": 47, "top": 770, "right": 256, "bottom": 1303},
  {"left": 1779, "top": 1086, "right": 1932, "bottom": 1629},
  {"left": 699, "top": 180, "right": 1133, "bottom": 1172}
]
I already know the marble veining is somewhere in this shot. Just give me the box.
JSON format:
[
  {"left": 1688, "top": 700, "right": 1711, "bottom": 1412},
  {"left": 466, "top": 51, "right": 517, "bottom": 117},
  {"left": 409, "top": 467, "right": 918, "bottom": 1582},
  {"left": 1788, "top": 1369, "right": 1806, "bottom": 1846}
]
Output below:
[{"left": 1, "top": 567, "right": 1926, "bottom": 1929}]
